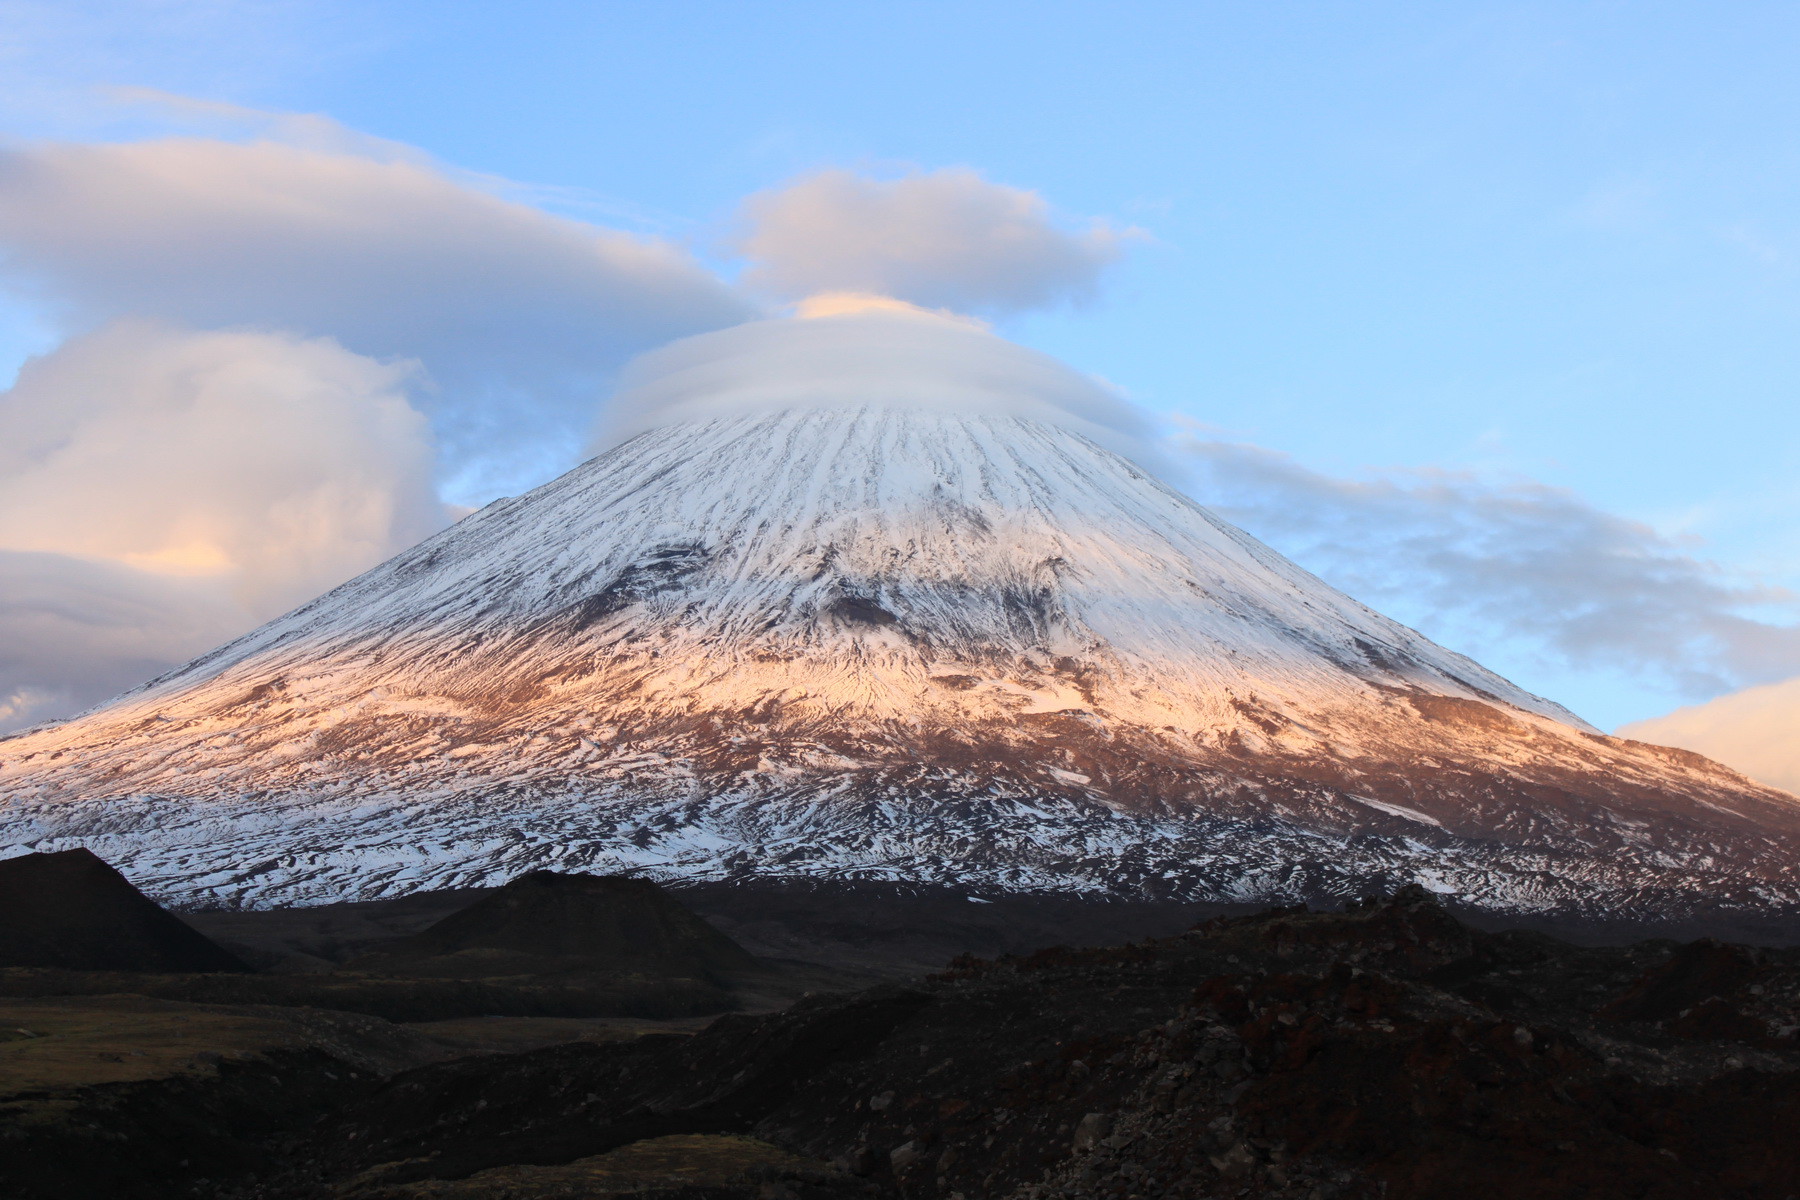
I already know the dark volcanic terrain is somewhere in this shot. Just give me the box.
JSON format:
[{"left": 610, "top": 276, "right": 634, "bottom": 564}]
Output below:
[
  {"left": 0, "top": 848, "right": 247, "bottom": 973},
  {"left": 2, "top": 878, "right": 1798, "bottom": 1200}
]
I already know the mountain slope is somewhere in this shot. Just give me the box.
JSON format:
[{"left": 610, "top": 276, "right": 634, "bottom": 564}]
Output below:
[{"left": 1, "top": 408, "right": 1796, "bottom": 914}]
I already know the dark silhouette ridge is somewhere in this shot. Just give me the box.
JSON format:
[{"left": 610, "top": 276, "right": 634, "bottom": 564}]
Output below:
[
  {"left": 345, "top": 870, "right": 758, "bottom": 980},
  {"left": 0, "top": 848, "right": 246, "bottom": 972}
]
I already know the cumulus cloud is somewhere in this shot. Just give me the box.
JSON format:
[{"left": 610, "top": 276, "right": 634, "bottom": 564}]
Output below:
[
  {"left": 597, "top": 300, "right": 1158, "bottom": 465},
  {"left": 0, "top": 319, "right": 445, "bottom": 732},
  {"left": 0, "top": 133, "right": 755, "bottom": 500},
  {"left": 1621, "top": 678, "right": 1800, "bottom": 794},
  {"left": 1177, "top": 435, "right": 1800, "bottom": 697},
  {"left": 731, "top": 167, "right": 1131, "bottom": 315}
]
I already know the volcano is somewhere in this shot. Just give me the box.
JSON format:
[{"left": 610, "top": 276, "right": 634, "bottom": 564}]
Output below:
[{"left": 1, "top": 316, "right": 1797, "bottom": 917}]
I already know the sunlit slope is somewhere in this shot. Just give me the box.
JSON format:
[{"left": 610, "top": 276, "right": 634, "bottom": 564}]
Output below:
[{"left": 2, "top": 409, "right": 1796, "bottom": 911}]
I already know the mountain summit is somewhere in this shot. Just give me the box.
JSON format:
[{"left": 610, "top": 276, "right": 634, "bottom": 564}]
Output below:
[{"left": 1, "top": 318, "right": 1797, "bottom": 916}]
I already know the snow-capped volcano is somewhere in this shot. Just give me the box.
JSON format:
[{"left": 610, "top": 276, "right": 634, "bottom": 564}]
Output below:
[{"left": 2, "top": 313, "right": 1797, "bottom": 914}]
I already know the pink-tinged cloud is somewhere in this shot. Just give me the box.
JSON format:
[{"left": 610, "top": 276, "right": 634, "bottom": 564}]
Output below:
[
  {"left": 1621, "top": 680, "right": 1800, "bottom": 795},
  {"left": 0, "top": 319, "right": 445, "bottom": 732},
  {"left": 732, "top": 167, "right": 1132, "bottom": 315}
]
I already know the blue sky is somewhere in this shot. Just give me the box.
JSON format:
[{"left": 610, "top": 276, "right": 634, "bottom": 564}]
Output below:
[{"left": 2, "top": 0, "right": 1798, "bottom": 737}]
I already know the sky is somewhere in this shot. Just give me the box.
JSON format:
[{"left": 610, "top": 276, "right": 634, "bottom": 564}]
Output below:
[{"left": 0, "top": 0, "right": 1797, "bottom": 777}]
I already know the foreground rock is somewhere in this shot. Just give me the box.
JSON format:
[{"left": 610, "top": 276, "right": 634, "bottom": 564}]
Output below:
[
  {"left": 0, "top": 994, "right": 448, "bottom": 1199},
  {"left": 7, "top": 887, "right": 1796, "bottom": 1198},
  {"left": 0, "top": 848, "right": 246, "bottom": 972},
  {"left": 337, "top": 1133, "right": 856, "bottom": 1199},
  {"left": 215, "top": 887, "right": 1798, "bottom": 1200}
]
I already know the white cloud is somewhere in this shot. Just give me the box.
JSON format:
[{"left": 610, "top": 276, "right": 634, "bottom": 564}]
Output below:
[
  {"left": 0, "top": 133, "right": 755, "bottom": 501},
  {"left": 1177, "top": 434, "right": 1800, "bottom": 698},
  {"left": 597, "top": 301, "right": 1158, "bottom": 467},
  {"left": 0, "top": 114, "right": 759, "bottom": 727},
  {"left": 1620, "top": 678, "right": 1800, "bottom": 795},
  {"left": 731, "top": 167, "right": 1131, "bottom": 315},
  {"left": 0, "top": 319, "right": 444, "bottom": 732}
]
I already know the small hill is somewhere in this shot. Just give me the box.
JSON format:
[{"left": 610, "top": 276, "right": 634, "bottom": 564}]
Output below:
[
  {"left": 0, "top": 849, "right": 246, "bottom": 972},
  {"left": 345, "top": 871, "right": 757, "bottom": 981}
]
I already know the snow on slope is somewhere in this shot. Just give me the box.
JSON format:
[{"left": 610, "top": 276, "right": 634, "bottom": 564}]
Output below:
[{"left": 1, "top": 405, "right": 1797, "bottom": 913}]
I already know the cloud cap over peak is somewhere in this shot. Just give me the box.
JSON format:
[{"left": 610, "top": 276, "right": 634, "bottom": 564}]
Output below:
[
  {"left": 731, "top": 167, "right": 1133, "bottom": 316},
  {"left": 596, "top": 305, "right": 1153, "bottom": 460}
]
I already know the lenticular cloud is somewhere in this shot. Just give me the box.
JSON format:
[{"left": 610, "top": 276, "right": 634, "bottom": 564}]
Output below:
[
  {"left": 597, "top": 301, "right": 1155, "bottom": 464},
  {"left": 0, "top": 134, "right": 755, "bottom": 500}
]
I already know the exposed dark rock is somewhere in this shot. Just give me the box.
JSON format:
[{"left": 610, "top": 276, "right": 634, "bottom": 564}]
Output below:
[
  {"left": 0, "top": 849, "right": 246, "bottom": 973},
  {"left": 0, "top": 871, "right": 756, "bottom": 1022},
  {"left": 337, "top": 1133, "right": 864, "bottom": 1199},
  {"left": 0, "top": 993, "right": 449, "bottom": 1200},
  {"left": 1601, "top": 938, "right": 1763, "bottom": 1023}
]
